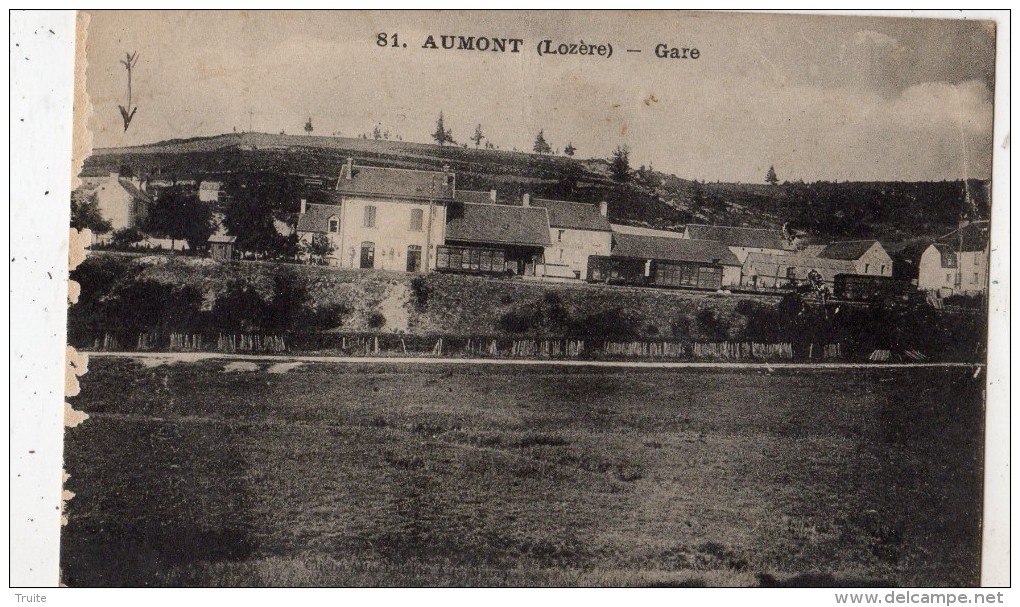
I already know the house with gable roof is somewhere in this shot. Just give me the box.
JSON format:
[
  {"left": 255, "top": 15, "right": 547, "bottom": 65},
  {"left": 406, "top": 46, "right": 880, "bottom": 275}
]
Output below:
[
  {"left": 530, "top": 196, "right": 613, "bottom": 280},
  {"left": 812, "top": 240, "right": 893, "bottom": 277},
  {"left": 295, "top": 197, "right": 343, "bottom": 265},
  {"left": 917, "top": 220, "right": 990, "bottom": 296},
  {"left": 310, "top": 158, "right": 455, "bottom": 272},
  {"left": 77, "top": 171, "right": 153, "bottom": 236}
]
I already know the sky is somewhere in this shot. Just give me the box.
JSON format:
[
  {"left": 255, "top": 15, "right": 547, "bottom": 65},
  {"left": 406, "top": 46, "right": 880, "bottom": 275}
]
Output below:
[{"left": 81, "top": 10, "right": 997, "bottom": 183}]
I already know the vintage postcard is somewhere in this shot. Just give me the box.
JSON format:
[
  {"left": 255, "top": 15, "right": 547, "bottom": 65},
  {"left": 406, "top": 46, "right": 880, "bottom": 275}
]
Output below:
[{"left": 49, "top": 9, "right": 1006, "bottom": 590}]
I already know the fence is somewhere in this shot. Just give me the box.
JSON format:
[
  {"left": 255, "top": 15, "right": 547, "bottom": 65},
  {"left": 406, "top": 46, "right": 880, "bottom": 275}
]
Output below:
[{"left": 86, "top": 331, "right": 825, "bottom": 361}]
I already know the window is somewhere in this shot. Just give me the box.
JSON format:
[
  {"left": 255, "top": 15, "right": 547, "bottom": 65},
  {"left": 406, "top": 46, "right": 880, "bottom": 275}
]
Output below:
[
  {"left": 559, "top": 249, "right": 564, "bottom": 262},
  {"left": 328, "top": 216, "right": 339, "bottom": 233},
  {"left": 360, "top": 241, "right": 375, "bottom": 269},
  {"left": 363, "top": 205, "right": 376, "bottom": 228},
  {"left": 864, "top": 263, "right": 870, "bottom": 273},
  {"left": 973, "top": 273, "right": 979, "bottom": 284},
  {"left": 406, "top": 245, "right": 422, "bottom": 272},
  {"left": 880, "top": 264, "right": 886, "bottom": 275},
  {"left": 557, "top": 229, "right": 565, "bottom": 242},
  {"left": 946, "top": 273, "right": 953, "bottom": 283},
  {"left": 409, "top": 208, "right": 423, "bottom": 231}
]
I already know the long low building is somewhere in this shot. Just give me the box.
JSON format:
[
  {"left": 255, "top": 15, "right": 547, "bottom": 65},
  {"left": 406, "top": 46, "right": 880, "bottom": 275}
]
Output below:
[
  {"left": 443, "top": 200, "right": 551, "bottom": 276},
  {"left": 741, "top": 252, "right": 857, "bottom": 289},
  {"left": 591, "top": 231, "right": 742, "bottom": 289}
]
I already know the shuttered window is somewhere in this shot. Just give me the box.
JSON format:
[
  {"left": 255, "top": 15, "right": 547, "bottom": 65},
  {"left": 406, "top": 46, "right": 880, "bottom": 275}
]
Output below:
[
  {"left": 363, "top": 205, "right": 376, "bottom": 228},
  {"left": 409, "top": 208, "right": 423, "bottom": 231}
]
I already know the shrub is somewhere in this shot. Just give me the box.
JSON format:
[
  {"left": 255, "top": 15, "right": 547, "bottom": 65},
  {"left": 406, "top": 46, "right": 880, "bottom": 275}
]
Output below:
[
  {"left": 367, "top": 311, "right": 387, "bottom": 329},
  {"left": 409, "top": 275, "right": 432, "bottom": 311}
]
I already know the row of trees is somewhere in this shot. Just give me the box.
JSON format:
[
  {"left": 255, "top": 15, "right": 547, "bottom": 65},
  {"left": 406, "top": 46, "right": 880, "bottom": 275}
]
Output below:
[
  {"left": 73, "top": 173, "right": 346, "bottom": 262},
  {"left": 432, "top": 112, "right": 577, "bottom": 156}
]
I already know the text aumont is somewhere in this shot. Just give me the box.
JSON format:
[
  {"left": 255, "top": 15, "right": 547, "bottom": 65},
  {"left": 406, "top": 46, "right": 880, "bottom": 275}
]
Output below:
[{"left": 377, "top": 33, "right": 699, "bottom": 59}]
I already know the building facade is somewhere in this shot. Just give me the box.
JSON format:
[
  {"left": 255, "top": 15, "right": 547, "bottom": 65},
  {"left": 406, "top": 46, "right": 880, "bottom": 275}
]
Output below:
[
  {"left": 294, "top": 159, "right": 454, "bottom": 272},
  {"left": 917, "top": 221, "right": 990, "bottom": 296},
  {"left": 814, "top": 240, "right": 893, "bottom": 277},
  {"left": 79, "top": 172, "right": 152, "bottom": 234},
  {"left": 532, "top": 197, "right": 613, "bottom": 280}
]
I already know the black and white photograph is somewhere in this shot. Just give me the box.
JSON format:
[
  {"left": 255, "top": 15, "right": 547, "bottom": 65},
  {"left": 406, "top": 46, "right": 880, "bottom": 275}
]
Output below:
[{"left": 10, "top": 9, "right": 1009, "bottom": 593}]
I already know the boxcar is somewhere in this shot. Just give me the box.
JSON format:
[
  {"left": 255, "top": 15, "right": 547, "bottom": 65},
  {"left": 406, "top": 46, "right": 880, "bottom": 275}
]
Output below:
[
  {"left": 435, "top": 245, "right": 507, "bottom": 275},
  {"left": 587, "top": 256, "right": 648, "bottom": 285},
  {"left": 833, "top": 273, "right": 916, "bottom": 303},
  {"left": 652, "top": 260, "right": 724, "bottom": 290},
  {"left": 588, "top": 256, "right": 725, "bottom": 291}
]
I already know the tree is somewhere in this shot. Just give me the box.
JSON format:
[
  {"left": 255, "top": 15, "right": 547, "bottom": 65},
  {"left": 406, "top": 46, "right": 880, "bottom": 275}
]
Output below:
[
  {"left": 471, "top": 124, "right": 484, "bottom": 148},
  {"left": 533, "top": 130, "right": 551, "bottom": 154},
  {"left": 109, "top": 226, "right": 144, "bottom": 249},
  {"left": 609, "top": 145, "right": 631, "bottom": 183},
  {"left": 70, "top": 190, "right": 112, "bottom": 233},
  {"left": 222, "top": 177, "right": 292, "bottom": 257},
  {"left": 373, "top": 124, "right": 382, "bottom": 140},
  {"left": 563, "top": 142, "right": 576, "bottom": 157},
  {"left": 304, "top": 117, "right": 313, "bottom": 135},
  {"left": 432, "top": 112, "right": 453, "bottom": 146},
  {"left": 144, "top": 186, "right": 214, "bottom": 255},
  {"left": 766, "top": 165, "right": 779, "bottom": 185},
  {"left": 303, "top": 233, "right": 336, "bottom": 265}
]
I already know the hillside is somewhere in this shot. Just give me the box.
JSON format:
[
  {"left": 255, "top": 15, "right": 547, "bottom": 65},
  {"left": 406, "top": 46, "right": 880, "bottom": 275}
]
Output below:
[{"left": 82, "top": 132, "right": 989, "bottom": 242}]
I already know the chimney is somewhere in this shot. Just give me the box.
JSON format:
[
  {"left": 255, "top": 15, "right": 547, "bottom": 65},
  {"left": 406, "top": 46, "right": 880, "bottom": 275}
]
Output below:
[
  {"left": 300, "top": 198, "right": 307, "bottom": 214},
  {"left": 345, "top": 157, "right": 353, "bottom": 180},
  {"left": 489, "top": 189, "right": 497, "bottom": 203},
  {"left": 109, "top": 171, "right": 120, "bottom": 182},
  {"left": 599, "top": 200, "right": 608, "bottom": 217},
  {"left": 522, "top": 193, "right": 530, "bottom": 207}
]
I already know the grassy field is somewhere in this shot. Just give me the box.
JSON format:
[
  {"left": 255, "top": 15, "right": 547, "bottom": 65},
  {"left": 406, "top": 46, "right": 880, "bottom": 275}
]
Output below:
[{"left": 61, "top": 358, "right": 985, "bottom": 587}]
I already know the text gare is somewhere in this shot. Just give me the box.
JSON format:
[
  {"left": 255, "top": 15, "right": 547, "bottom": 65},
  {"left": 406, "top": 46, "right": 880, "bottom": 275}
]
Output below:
[{"left": 654, "top": 44, "right": 700, "bottom": 59}]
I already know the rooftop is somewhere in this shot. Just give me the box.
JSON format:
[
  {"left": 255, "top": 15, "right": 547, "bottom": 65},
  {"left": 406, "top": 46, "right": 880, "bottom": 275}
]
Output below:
[
  {"left": 816, "top": 240, "right": 882, "bottom": 260},
  {"left": 684, "top": 224, "right": 790, "bottom": 250},
  {"left": 611, "top": 223, "right": 686, "bottom": 239},
  {"left": 611, "top": 233, "right": 741, "bottom": 266},
  {"left": 296, "top": 203, "right": 341, "bottom": 233},
  {"left": 454, "top": 189, "right": 498, "bottom": 204},
  {"left": 532, "top": 198, "right": 611, "bottom": 232},
  {"left": 337, "top": 163, "right": 455, "bottom": 201},
  {"left": 445, "top": 202, "right": 551, "bottom": 247}
]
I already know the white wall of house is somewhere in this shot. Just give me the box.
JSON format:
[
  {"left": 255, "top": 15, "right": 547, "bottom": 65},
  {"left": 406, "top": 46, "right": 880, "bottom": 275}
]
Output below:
[
  {"left": 918, "top": 245, "right": 988, "bottom": 295},
  {"left": 543, "top": 228, "right": 612, "bottom": 279},
  {"left": 93, "top": 173, "right": 138, "bottom": 231},
  {"left": 297, "top": 210, "right": 342, "bottom": 265},
  {"left": 338, "top": 197, "right": 447, "bottom": 272},
  {"left": 853, "top": 243, "right": 894, "bottom": 276},
  {"left": 722, "top": 265, "right": 742, "bottom": 287}
]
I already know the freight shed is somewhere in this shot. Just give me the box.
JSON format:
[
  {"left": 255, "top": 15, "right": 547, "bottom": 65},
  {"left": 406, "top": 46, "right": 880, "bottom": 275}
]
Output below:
[
  {"left": 589, "top": 232, "right": 741, "bottom": 290},
  {"left": 443, "top": 201, "right": 551, "bottom": 276}
]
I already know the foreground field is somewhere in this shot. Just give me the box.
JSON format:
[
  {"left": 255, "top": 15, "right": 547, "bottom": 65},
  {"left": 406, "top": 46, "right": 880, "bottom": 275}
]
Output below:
[{"left": 61, "top": 359, "right": 984, "bottom": 586}]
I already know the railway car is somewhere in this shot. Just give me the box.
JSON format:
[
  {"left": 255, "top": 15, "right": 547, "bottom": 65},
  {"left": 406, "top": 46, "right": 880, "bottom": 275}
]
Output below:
[
  {"left": 587, "top": 256, "right": 725, "bottom": 291},
  {"left": 833, "top": 273, "right": 917, "bottom": 304},
  {"left": 435, "top": 245, "right": 507, "bottom": 276},
  {"left": 652, "top": 260, "right": 724, "bottom": 290},
  {"left": 586, "top": 256, "right": 648, "bottom": 285}
]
